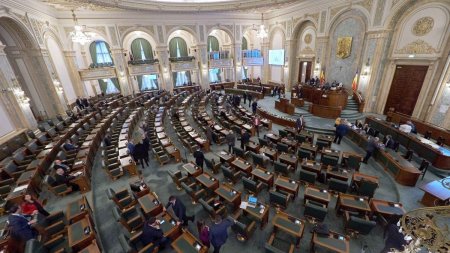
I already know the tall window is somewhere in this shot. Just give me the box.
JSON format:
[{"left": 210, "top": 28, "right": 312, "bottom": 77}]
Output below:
[
  {"left": 242, "top": 37, "right": 248, "bottom": 50},
  {"left": 169, "top": 37, "right": 188, "bottom": 58},
  {"left": 130, "top": 38, "right": 153, "bottom": 60},
  {"left": 207, "top": 36, "right": 220, "bottom": 52},
  {"left": 98, "top": 78, "right": 120, "bottom": 94},
  {"left": 173, "top": 71, "right": 191, "bottom": 86},
  {"left": 209, "top": 69, "right": 221, "bottom": 83},
  {"left": 90, "top": 41, "right": 113, "bottom": 64},
  {"left": 138, "top": 75, "right": 158, "bottom": 91}
]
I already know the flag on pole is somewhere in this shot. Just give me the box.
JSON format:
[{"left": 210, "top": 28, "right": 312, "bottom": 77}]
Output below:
[
  {"left": 319, "top": 70, "right": 325, "bottom": 85},
  {"left": 352, "top": 70, "right": 358, "bottom": 91}
]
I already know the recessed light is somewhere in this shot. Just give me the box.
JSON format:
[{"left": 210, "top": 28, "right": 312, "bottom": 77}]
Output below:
[{"left": 408, "top": 54, "right": 415, "bottom": 58}]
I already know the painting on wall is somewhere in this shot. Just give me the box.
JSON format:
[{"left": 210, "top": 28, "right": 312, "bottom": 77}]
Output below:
[{"left": 336, "top": 37, "right": 353, "bottom": 59}]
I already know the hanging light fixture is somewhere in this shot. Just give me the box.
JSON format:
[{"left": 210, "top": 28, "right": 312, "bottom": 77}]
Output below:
[
  {"left": 69, "top": 10, "right": 94, "bottom": 45},
  {"left": 256, "top": 13, "right": 268, "bottom": 39}
]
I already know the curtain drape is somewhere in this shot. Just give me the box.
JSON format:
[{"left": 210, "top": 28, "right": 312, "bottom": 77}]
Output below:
[
  {"left": 89, "top": 42, "right": 97, "bottom": 64},
  {"left": 169, "top": 37, "right": 188, "bottom": 57},
  {"left": 111, "top": 78, "right": 120, "bottom": 91},
  {"left": 131, "top": 38, "right": 153, "bottom": 60},
  {"left": 207, "top": 36, "right": 219, "bottom": 52},
  {"left": 98, "top": 79, "right": 107, "bottom": 93},
  {"left": 138, "top": 75, "right": 158, "bottom": 90},
  {"left": 242, "top": 37, "right": 248, "bottom": 50}
]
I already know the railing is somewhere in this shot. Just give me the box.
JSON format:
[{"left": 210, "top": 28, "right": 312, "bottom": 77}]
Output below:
[
  {"left": 352, "top": 90, "right": 365, "bottom": 113},
  {"left": 88, "top": 62, "right": 114, "bottom": 69},
  {"left": 169, "top": 56, "right": 195, "bottom": 62},
  {"left": 79, "top": 67, "right": 117, "bottom": 81},
  {"left": 128, "top": 59, "right": 159, "bottom": 65}
]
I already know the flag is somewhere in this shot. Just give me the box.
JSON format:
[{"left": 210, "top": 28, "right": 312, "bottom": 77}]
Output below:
[
  {"left": 319, "top": 70, "right": 325, "bottom": 85},
  {"left": 352, "top": 70, "right": 358, "bottom": 91}
]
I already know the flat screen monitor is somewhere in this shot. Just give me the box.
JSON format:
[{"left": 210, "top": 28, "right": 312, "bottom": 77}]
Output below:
[{"left": 268, "top": 49, "right": 285, "bottom": 65}]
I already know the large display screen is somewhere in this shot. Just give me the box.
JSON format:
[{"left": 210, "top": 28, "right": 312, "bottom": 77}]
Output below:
[{"left": 268, "top": 49, "right": 285, "bottom": 65}]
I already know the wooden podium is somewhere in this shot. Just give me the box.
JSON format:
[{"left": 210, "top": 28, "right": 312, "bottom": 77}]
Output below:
[{"left": 275, "top": 98, "right": 295, "bottom": 115}]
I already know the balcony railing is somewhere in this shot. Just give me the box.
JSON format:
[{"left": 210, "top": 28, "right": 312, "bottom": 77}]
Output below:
[
  {"left": 169, "top": 56, "right": 195, "bottom": 62},
  {"left": 128, "top": 59, "right": 159, "bottom": 65},
  {"left": 79, "top": 66, "right": 117, "bottom": 81},
  {"left": 88, "top": 62, "right": 114, "bottom": 69},
  {"left": 209, "top": 58, "right": 233, "bottom": 68}
]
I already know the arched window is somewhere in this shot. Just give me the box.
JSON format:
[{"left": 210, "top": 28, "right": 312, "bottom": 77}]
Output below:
[
  {"left": 168, "top": 37, "right": 188, "bottom": 58},
  {"left": 89, "top": 41, "right": 113, "bottom": 64},
  {"left": 242, "top": 37, "right": 248, "bottom": 50},
  {"left": 98, "top": 78, "right": 120, "bottom": 94},
  {"left": 173, "top": 71, "right": 191, "bottom": 86},
  {"left": 130, "top": 38, "right": 153, "bottom": 60},
  {"left": 138, "top": 75, "right": 158, "bottom": 91},
  {"left": 207, "top": 36, "right": 219, "bottom": 52}
]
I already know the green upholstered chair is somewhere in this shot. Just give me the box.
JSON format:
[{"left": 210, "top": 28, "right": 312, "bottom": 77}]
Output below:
[
  {"left": 299, "top": 169, "right": 317, "bottom": 185},
  {"left": 167, "top": 169, "right": 188, "bottom": 190},
  {"left": 279, "top": 130, "right": 288, "bottom": 138},
  {"left": 321, "top": 154, "right": 339, "bottom": 167},
  {"left": 328, "top": 178, "right": 348, "bottom": 194},
  {"left": 181, "top": 181, "right": 206, "bottom": 204},
  {"left": 103, "top": 160, "right": 124, "bottom": 181},
  {"left": 276, "top": 143, "right": 289, "bottom": 153},
  {"left": 44, "top": 211, "right": 67, "bottom": 239},
  {"left": 269, "top": 190, "right": 291, "bottom": 210},
  {"left": 12, "top": 150, "right": 33, "bottom": 165},
  {"left": 346, "top": 154, "right": 363, "bottom": 171},
  {"left": 297, "top": 149, "right": 312, "bottom": 160},
  {"left": 242, "top": 177, "right": 263, "bottom": 195},
  {"left": 112, "top": 206, "right": 143, "bottom": 234},
  {"left": 344, "top": 211, "right": 377, "bottom": 236},
  {"left": 119, "top": 233, "right": 157, "bottom": 253},
  {"left": 25, "top": 236, "right": 68, "bottom": 253},
  {"left": 0, "top": 178, "right": 14, "bottom": 187},
  {"left": 233, "top": 146, "right": 248, "bottom": 159},
  {"left": 265, "top": 231, "right": 295, "bottom": 253},
  {"left": 252, "top": 153, "right": 265, "bottom": 167},
  {"left": 199, "top": 198, "right": 226, "bottom": 218},
  {"left": 26, "top": 140, "right": 44, "bottom": 154},
  {"left": 316, "top": 140, "right": 329, "bottom": 150},
  {"left": 304, "top": 200, "right": 328, "bottom": 222},
  {"left": 222, "top": 165, "right": 241, "bottom": 184},
  {"left": 259, "top": 138, "right": 269, "bottom": 147},
  {"left": 0, "top": 185, "right": 11, "bottom": 200},
  {"left": 44, "top": 175, "right": 73, "bottom": 197},
  {"left": 205, "top": 158, "right": 220, "bottom": 174},
  {"left": 295, "top": 134, "right": 307, "bottom": 143},
  {"left": 56, "top": 150, "right": 75, "bottom": 166},
  {"left": 3, "top": 160, "right": 27, "bottom": 179},
  {"left": 274, "top": 161, "right": 293, "bottom": 176},
  {"left": 106, "top": 188, "right": 136, "bottom": 210},
  {"left": 231, "top": 212, "right": 257, "bottom": 242},
  {"left": 36, "top": 133, "right": 51, "bottom": 146},
  {"left": 355, "top": 179, "right": 378, "bottom": 198}
]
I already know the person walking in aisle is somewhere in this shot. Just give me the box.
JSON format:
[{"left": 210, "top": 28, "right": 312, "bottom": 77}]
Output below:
[
  {"left": 209, "top": 215, "right": 235, "bottom": 253},
  {"left": 240, "top": 130, "right": 251, "bottom": 151},
  {"left": 253, "top": 116, "right": 261, "bottom": 137},
  {"left": 193, "top": 147, "right": 205, "bottom": 169},
  {"left": 363, "top": 137, "right": 379, "bottom": 163},
  {"left": 251, "top": 99, "right": 258, "bottom": 115},
  {"left": 334, "top": 119, "right": 349, "bottom": 145},
  {"left": 226, "top": 130, "right": 236, "bottom": 153}
]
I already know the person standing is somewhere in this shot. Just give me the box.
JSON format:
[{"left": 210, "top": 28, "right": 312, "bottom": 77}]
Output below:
[
  {"left": 134, "top": 141, "right": 149, "bottom": 168},
  {"left": 363, "top": 137, "right": 379, "bottom": 163},
  {"left": 253, "top": 116, "right": 261, "bottom": 137},
  {"left": 141, "top": 217, "right": 171, "bottom": 250},
  {"left": 76, "top": 97, "right": 84, "bottom": 110},
  {"left": 334, "top": 120, "right": 349, "bottom": 145},
  {"left": 193, "top": 147, "right": 205, "bottom": 169},
  {"left": 209, "top": 215, "right": 234, "bottom": 253},
  {"left": 240, "top": 130, "right": 251, "bottom": 151},
  {"left": 206, "top": 125, "right": 214, "bottom": 145},
  {"left": 243, "top": 92, "right": 247, "bottom": 104},
  {"left": 127, "top": 139, "right": 136, "bottom": 160},
  {"left": 247, "top": 94, "right": 253, "bottom": 107},
  {"left": 8, "top": 205, "right": 38, "bottom": 243},
  {"left": 226, "top": 130, "right": 236, "bottom": 153},
  {"left": 165, "top": 196, "right": 195, "bottom": 226},
  {"left": 251, "top": 100, "right": 258, "bottom": 115},
  {"left": 20, "top": 194, "right": 50, "bottom": 218},
  {"left": 295, "top": 116, "right": 304, "bottom": 133}
]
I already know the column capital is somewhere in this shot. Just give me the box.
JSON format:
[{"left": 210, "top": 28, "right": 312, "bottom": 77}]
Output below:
[{"left": 63, "top": 50, "right": 77, "bottom": 57}]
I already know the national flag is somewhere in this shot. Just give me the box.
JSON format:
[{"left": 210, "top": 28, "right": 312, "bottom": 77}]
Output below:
[
  {"left": 352, "top": 70, "right": 358, "bottom": 91},
  {"left": 319, "top": 70, "right": 325, "bottom": 85}
]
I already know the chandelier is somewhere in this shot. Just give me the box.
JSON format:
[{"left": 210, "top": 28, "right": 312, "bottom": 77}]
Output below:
[
  {"left": 69, "top": 10, "right": 93, "bottom": 45},
  {"left": 256, "top": 14, "right": 268, "bottom": 39}
]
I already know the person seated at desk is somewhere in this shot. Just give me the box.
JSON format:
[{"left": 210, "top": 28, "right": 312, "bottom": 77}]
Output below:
[
  {"left": 63, "top": 139, "right": 78, "bottom": 152},
  {"left": 53, "top": 159, "right": 70, "bottom": 173},
  {"left": 130, "top": 176, "right": 147, "bottom": 193},
  {"left": 141, "top": 217, "right": 171, "bottom": 251},
  {"left": 8, "top": 205, "right": 38, "bottom": 243},
  {"left": 382, "top": 135, "right": 396, "bottom": 150},
  {"left": 103, "top": 133, "right": 112, "bottom": 147},
  {"left": 355, "top": 120, "right": 363, "bottom": 129},
  {"left": 54, "top": 168, "right": 79, "bottom": 191},
  {"left": 406, "top": 120, "right": 417, "bottom": 134},
  {"left": 399, "top": 123, "right": 412, "bottom": 133},
  {"left": 20, "top": 194, "right": 50, "bottom": 218},
  {"left": 362, "top": 123, "right": 371, "bottom": 134}
]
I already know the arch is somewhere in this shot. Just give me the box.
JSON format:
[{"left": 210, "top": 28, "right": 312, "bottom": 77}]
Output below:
[
  {"left": 165, "top": 26, "right": 199, "bottom": 45},
  {"left": 242, "top": 37, "right": 248, "bottom": 50},
  {"left": 206, "top": 26, "right": 234, "bottom": 43},
  {"left": 89, "top": 40, "right": 114, "bottom": 64},
  {"left": 327, "top": 6, "right": 370, "bottom": 36},
  {"left": 0, "top": 16, "right": 39, "bottom": 49},
  {"left": 292, "top": 18, "right": 318, "bottom": 39},
  {"left": 268, "top": 25, "right": 287, "bottom": 45},
  {"left": 122, "top": 30, "right": 158, "bottom": 59}
]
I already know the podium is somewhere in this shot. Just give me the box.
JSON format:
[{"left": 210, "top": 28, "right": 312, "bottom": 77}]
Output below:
[{"left": 275, "top": 98, "right": 295, "bottom": 115}]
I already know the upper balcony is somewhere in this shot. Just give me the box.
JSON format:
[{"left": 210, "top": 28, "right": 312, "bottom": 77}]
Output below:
[
  {"left": 170, "top": 56, "right": 197, "bottom": 71},
  {"left": 209, "top": 51, "right": 233, "bottom": 68},
  {"left": 127, "top": 59, "right": 160, "bottom": 76},
  {"left": 242, "top": 49, "right": 264, "bottom": 66},
  {"left": 79, "top": 63, "right": 116, "bottom": 81}
]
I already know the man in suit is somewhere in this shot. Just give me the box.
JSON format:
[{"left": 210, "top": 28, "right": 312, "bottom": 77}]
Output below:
[
  {"left": 383, "top": 135, "right": 396, "bottom": 149},
  {"left": 226, "top": 130, "right": 236, "bottom": 153},
  {"left": 53, "top": 160, "right": 70, "bottom": 173},
  {"left": 165, "top": 196, "right": 194, "bottom": 226},
  {"left": 251, "top": 99, "right": 258, "bottom": 115},
  {"left": 54, "top": 168, "right": 79, "bottom": 191},
  {"left": 8, "top": 205, "right": 38, "bottom": 242},
  {"left": 140, "top": 217, "right": 170, "bottom": 250},
  {"left": 209, "top": 215, "right": 235, "bottom": 253},
  {"left": 63, "top": 139, "right": 78, "bottom": 152},
  {"left": 82, "top": 97, "right": 89, "bottom": 108},
  {"left": 296, "top": 116, "right": 304, "bottom": 133},
  {"left": 76, "top": 97, "right": 84, "bottom": 109},
  {"left": 240, "top": 130, "right": 251, "bottom": 151},
  {"left": 193, "top": 147, "right": 205, "bottom": 169},
  {"left": 334, "top": 120, "right": 349, "bottom": 145},
  {"left": 363, "top": 137, "right": 379, "bottom": 164}
]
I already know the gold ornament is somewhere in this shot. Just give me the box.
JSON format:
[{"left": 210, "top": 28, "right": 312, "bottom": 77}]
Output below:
[
  {"left": 336, "top": 37, "right": 352, "bottom": 59},
  {"left": 412, "top": 17, "right": 434, "bottom": 36},
  {"left": 304, "top": 34, "right": 312, "bottom": 44}
]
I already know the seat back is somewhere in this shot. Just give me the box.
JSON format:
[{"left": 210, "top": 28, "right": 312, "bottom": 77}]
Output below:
[
  {"left": 252, "top": 153, "right": 264, "bottom": 167},
  {"left": 258, "top": 138, "right": 269, "bottom": 146},
  {"left": 44, "top": 175, "right": 56, "bottom": 186},
  {"left": 199, "top": 198, "right": 214, "bottom": 216},
  {"left": 299, "top": 169, "right": 316, "bottom": 184},
  {"left": 233, "top": 146, "right": 245, "bottom": 158},
  {"left": 26, "top": 130, "right": 36, "bottom": 139},
  {"left": 274, "top": 161, "right": 289, "bottom": 175},
  {"left": 304, "top": 200, "right": 327, "bottom": 221},
  {"left": 269, "top": 190, "right": 288, "bottom": 208},
  {"left": 328, "top": 178, "right": 348, "bottom": 193},
  {"left": 316, "top": 140, "right": 329, "bottom": 150},
  {"left": 222, "top": 166, "right": 235, "bottom": 180},
  {"left": 347, "top": 155, "right": 362, "bottom": 171},
  {"left": 118, "top": 234, "right": 133, "bottom": 253},
  {"left": 321, "top": 154, "right": 338, "bottom": 167},
  {"left": 278, "top": 130, "right": 288, "bottom": 138},
  {"left": 242, "top": 177, "right": 257, "bottom": 192},
  {"left": 348, "top": 216, "right": 377, "bottom": 235},
  {"left": 358, "top": 180, "right": 378, "bottom": 198},
  {"left": 276, "top": 143, "right": 289, "bottom": 153},
  {"left": 298, "top": 149, "right": 312, "bottom": 160}
]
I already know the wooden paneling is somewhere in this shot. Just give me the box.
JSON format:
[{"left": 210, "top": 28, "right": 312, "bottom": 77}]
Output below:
[{"left": 384, "top": 65, "right": 428, "bottom": 115}]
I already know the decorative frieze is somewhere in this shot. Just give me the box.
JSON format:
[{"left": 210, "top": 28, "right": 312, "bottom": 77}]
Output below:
[
  {"left": 128, "top": 64, "right": 160, "bottom": 76},
  {"left": 79, "top": 67, "right": 117, "bottom": 81},
  {"left": 170, "top": 61, "right": 198, "bottom": 72},
  {"left": 395, "top": 39, "right": 437, "bottom": 54},
  {"left": 243, "top": 57, "right": 264, "bottom": 66},
  {"left": 209, "top": 58, "right": 233, "bottom": 69}
]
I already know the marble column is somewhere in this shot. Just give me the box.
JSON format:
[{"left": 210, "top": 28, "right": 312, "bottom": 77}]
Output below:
[
  {"left": 111, "top": 48, "right": 131, "bottom": 95},
  {"left": 284, "top": 39, "right": 296, "bottom": 91},
  {"left": 196, "top": 44, "right": 209, "bottom": 89},
  {"left": 315, "top": 36, "right": 329, "bottom": 78},
  {"left": 63, "top": 50, "right": 86, "bottom": 97},
  {"left": 261, "top": 41, "right": 270, "bottom": 83},
  {"left": 155, "top": 46, "right": 171, "bottom": 92},
  {"left": 233, "top": 43, "right": 242, "bottom": 84}
]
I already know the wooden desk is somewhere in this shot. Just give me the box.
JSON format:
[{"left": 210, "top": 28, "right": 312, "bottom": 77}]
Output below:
[
  {"left": 156, "top": 212, "right": 182, "bottom": 239},
  {"left": 369, "top": 199, "right": 406, "bottom": 219},
  {"left": 272, "top": 212, "right": 305, "bottom": 247},
  {"left": 311, "top": 231, "right": 350, "bottom": 253},
  {"left": 326, "top": 167, "right": 350, "bottom": 182},
  {"left": 299, "top": 143, "right": 318, "bottom": 158},
  {"left": 335, "top": 193, "right": 371, "bottom": 215},
  {"left": 118, "top": 148, "right": 129, "bottom": 158},
  {"left": 215, "top": 184, "right": 241, "bottom": 211},
  {"left": 304, "top": 187, "right": 331, "bottom": 207},
  {"left": 242, "top": 201, "right": 270, "bottom": 229},
  {"left": 16, "top": 168, "right": 41, "bottom": 190},
  {"left": 280, "top": 138, "right": 298, "bottom": 150},
  {"left": 120, "top": 157, "right": 138, "bottom": 176},
  {"left": 165, "top": 145, "right": 181, "bottom": 162},
  {"left": 275, "top": 175, "right": 299, "bottom": 198},
  {"left": 266, "top": 133, "right": 281, "bottom": 143},
  {"left": 217, "top": 151, "right": 235, "bottom": 164},
  {"left": 231, "top": 158, "right": 252, "bottom": 175},
  {"left": 259, "top": 146, "right": 278, "bottom": 161},
  {"left": 68, "top": 216, "right": 96, "bottom": 252},
  {"left": 78, "top": 240, "right": 101, "bottom": 253},
  {"left": 352, "top": 172, "right": 379, "bottom": 187},
  {"left": 181, "top": 163, "right": 203, "bottom": 177},
  {"left": 6, "top": 184, "right": 35, "bottom": 206},
  {"left": 419, "top": 177, "right": 450, "bottom": 206},
  {"left": 138, "top": 192, "right": 163, "bottom": 218},
  {"left": 246, "top": 141, "right": 260, "bottom": 153},
  {"left": 310, "top": 104, "right": 342, "bottom": 119},
  {"left": 257, "top": 108, "right": 296, "bottom": 128},
  {"left": 317, "top": 135, "right": 333, "bottom": 148},
  {"left": 171, "top": 230, "right": 208, "bottom": 253},
  {"left": 275, "top": 98, "right": 295, "bottom": 115},
  {"left": 66, "top": 196, "right": 92, "bottom": 224},
  {"left": 70, "top": 169, "right": 91, "bottom": 194},
  {"left": 251, "top": 167, "right": 274, "bottom": 188},
  {"left": 279, "top": 153, "right": 298, "bottom": 170},
  {"left": 300, "top": 160, "right": 321, "bottom": 177},
  {"left": 195, "top": 173, "right": 219, "bottom": 191}
]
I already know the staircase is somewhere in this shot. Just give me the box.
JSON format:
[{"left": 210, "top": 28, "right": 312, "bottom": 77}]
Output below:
[{"left": 340, "top": 97, "right": 364, "bottom": 121}]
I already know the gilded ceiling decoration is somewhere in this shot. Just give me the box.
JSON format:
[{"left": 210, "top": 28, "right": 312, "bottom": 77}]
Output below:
[
  {"left": 396, "top": 39, "right": 437, "bottom": 54},
  {"left": 39, "top": 0, "right": 302, "bottom": 13},
  {"left": 412, "top": 17, "right": 434, "bottom": 36}
]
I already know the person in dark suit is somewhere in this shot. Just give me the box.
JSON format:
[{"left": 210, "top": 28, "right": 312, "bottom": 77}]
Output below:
[
  {"left": 7, "top": 205, "right": 38, "bottom": 242},
  {"left": 383, "top": 135, "right": 396, "bottom": 149},
  {"left": 54, "top": 168, "right": 79, "bottom": 191},
  {"left": 193, "top": 147, "right": 205, "bottom": 169},
  {"left": 240, "top": 130, "right": 251, "bottom": 151},
  {"left": 76, "top": 97, "right": 84, "bottom": 110},
  {"left": 103, "top": 133, "right": 112, "bottom": 147},
  {"left": 295, "top": 116, "right": 304, "bottom": 133},
  {"left": 251, "top": 100, "right": 258, "bottom": 115},
  {"left": 140, "top": 217, "right": 170, "bottom": 250},
  {"left": 53, "top": 160, "right": 70, "bottom": 173},
  {"left": 82, "top": 98, "right": 89, "bottom": 108},
  {"left": 165, "top": 196, "right": 194, "bottom": 226},
  {"left": 363, "top": 137, "right": 379, "bottom": 163},
  {"left": 134, "top": 142, "right": 149, "bottom": 168},
  {"left": 381, "top": 215, "right": 406, "bottom": 253},
  {"left": 226, "top": 131, "right": 236, "bottom": 153},
  {"left": 209, "top": 215, "right": 235, "bottom": 253},
  {"left": 63, "top": 139, "right": 77, "bottom": 152},
  {"left": 334, "top": 120, "right": 349, "bottom": 145}
]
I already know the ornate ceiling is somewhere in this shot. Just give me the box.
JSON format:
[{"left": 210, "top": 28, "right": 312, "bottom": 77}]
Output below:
[{"left": 39, "top": 0, "right": 301, "bottom": 13}]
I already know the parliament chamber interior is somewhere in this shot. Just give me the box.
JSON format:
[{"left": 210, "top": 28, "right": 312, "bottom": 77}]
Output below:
[{"left": 0, "top": 0, "right": 449, "bottom": 252}]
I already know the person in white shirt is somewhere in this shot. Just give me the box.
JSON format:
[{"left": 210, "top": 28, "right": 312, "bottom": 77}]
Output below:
[{"left": 399, "top": 124, "right": 412, "bottom": 133}]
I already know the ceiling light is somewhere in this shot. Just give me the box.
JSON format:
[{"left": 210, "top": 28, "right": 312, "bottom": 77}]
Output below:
[
  {"left": 408, "top": 54, "right": 415, "bottom": 58},
  {"left": 69, "top": 10, "right": 94, "bottom": 45},
  {"left": 256, "top": 14, "right": 268, "bottom": 39}
]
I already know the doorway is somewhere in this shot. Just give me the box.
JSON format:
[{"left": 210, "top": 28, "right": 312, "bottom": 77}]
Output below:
[
  {"left": 298, "top": 61, "right": 312, "bottom": 83},
  {"left": 384, "top": 65, "right": 428, "bottom": 115}
]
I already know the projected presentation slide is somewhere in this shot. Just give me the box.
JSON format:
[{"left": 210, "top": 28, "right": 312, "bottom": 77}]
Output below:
[{"left": 269, "top": 49, "right": 285, "bottom": 65}]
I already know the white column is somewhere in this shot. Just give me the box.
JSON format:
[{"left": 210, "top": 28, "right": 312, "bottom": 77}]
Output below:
[
  {"left": 197, "top": 44, "right": 209, "bottom": 89},
  {"left": 261, "top": 41, "right": 270, "bottom": 83},
  {"left": 111, "top": 48, "right": 132, "bottom": 95},
  {"left": 155, "top": 46, "right": 172, "bottom": 92},
  {"left": 63, "top": 50, "right": 86, "bottom": 97}
]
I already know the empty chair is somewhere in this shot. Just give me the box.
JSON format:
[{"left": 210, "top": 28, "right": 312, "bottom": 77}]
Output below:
[
  {"left": 38, "top": 125, "right": 46, "bottom": 132},
  {"left": 181, "top": 181, "right": 206, "bottom": 204},
  {"left": 346, "top": 155, "right": 362, "bottom": 171},
  {"left": 222, "top": 165, "right": 241, "bottom": 184},
  {"left": 112, "top": 206, "right": 143, "bottom": 234},
  {"left": 242, "top": 177, "right": 263, "bottom": 195},
  {"left": 419, "top": 159, "right": 429, "bottom": 180},
  {"left": 44, "top": 211, "right": 67, "bottom": 239},
  {"left": 106, "top": 188, "right": 136, "bottom": 210},
  {"left": 251, "top": 153, "right": 265, "bottom": 167},
  {"left": 231, "top": 212, "right": 256, "bottom": 242},
  {"left": 103, "top": 160, "right": 124, "bottom": 180},
  {"left": 199, "top": 198, "right": 226, "bottom": 218},
  {"left": 167, "top": 169, "right": 188, "bottom": 190},
  {"left": 269, "top": 190, "right": 291, "bottom": 210},
  {"left": 404, "top": 149, "right": 413, "bottom": 161},
  {"left": 233, "top": 146, "right": 248, "bottom": 159},
  {"left": 36, "top": 133, "right": 51, "bottom": 146},
  {"left": 258, "top": 138, "right": 269, "bottom": 147},
  {"left": 299, "top": 169, "right": 317, "bottom": 185},
  {"left": 316, "top": 140, "right": 330, "bottom": 150},
  {"left": 328, "top": 178, "right": 348, "bottom": 194},
  {"left": 118, "top": 233, "right": 156, "bottom": 253},
  {"left": 44, "top": 175, "right": 72, "bottom": 197},
  {"left": 265, "top": 231, "right": 295, "bottom": 253},
  {"left": 278, "top": 129, "right": 288, "bottom": 138},
  {"left": 276, "top": 143, "right": 289, "bottom": 153},
  {"left": 355, "top": 179, "right": 378, "bottom": 198},
  {"left": 344, "top": 211, "right": 377, "bottom": 236},
  {"left": 3, "top": 160, "right": 27, "bottom": 179},
  {"left": 274, "top": 161, "right": 293, "bottom": 176},
  {"left": 56, "top": 151, "right": 75, "bottom": 166},
  {"left": 297, "top": 149, "right": 312, "bottom": 160},
  {"left": 205, "top": 158, "right": 220, "bottom": 174},
  {"left": 424, "top": 131, "right": 432, "bottom": 140},
  {"left": 24, "top": 237, "right": 68, "bottom": 253},
  {"left": 12, "top": 150, "right": 33, "bottom": 166},
  {"left": 304, "top": 200, "right": 327, "bottom": 222},
  {"left": 26, "top": 130, "right": 36, "bottom": 139},
  {"left": 321, "top": 154, "right": 339, "bottom": 167}
]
